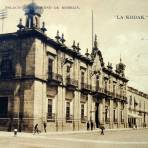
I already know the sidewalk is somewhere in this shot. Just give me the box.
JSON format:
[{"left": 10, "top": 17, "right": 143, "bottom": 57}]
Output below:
[{"left": 0, "top": 127, "right": 137, "bottom": 138}]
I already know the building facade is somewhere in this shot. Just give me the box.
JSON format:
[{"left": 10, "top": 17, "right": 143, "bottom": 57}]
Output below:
[
  {"left": 127, "top": 86, "right": 148, "bottom": 128},
  {"left": 0, "top": 2, "right": 147, "bottom": 132}
]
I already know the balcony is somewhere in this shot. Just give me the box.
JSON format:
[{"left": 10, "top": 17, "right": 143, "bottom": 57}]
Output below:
[
  {"left": 94, "top": 86, "right": 107, "bottom": 98},
  {"left": 66, "top": 77, "right": 78, "bottom": 90},
  {"left": 104, "top": 89, "right": 112, "bottom": 98},
  {"left": 48, "top": 72, "right": 62, "bottom": 85},
  {"left": 81, "top": 83, "right": 91, "bottom": 93}
]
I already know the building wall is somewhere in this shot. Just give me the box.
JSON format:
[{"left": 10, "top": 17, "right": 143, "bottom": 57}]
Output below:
[
  {"left": 0, "top": 33, "right": 147, "bottom": 132},
  {"left": 127, "top": 87, "right": 148, "bottom": 128}
]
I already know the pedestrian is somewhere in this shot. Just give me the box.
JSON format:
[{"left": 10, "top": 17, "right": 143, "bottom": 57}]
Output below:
[
  {"left": 100, "top": 124, "right": 105, "bottom": 135},
  {"left": 87, "top": 121, "right": 90, "bottom": 130},
  {"left": 43, "top": 122, "right": 47, "bottom": 133},
  {"left": 33, "top": 123, "right": 39, "bottom": 134},
  {"left": 14, "top": 128, "right": 18, "bottom": 136},
  {"left": 90, "top": 120, "right": 93, "bottom": 130}
]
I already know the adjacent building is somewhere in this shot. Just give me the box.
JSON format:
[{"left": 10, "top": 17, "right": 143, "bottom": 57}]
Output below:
[
  {"left": 0, "top": 2, "right": 147, "bottom": 132},
  {"left": 127, "top": 86, "right": 148, "bottom": 128}
]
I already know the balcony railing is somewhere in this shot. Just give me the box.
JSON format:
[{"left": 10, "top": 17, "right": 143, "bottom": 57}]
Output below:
[
  {"left": 48, "top": 72, "right": 62, "bottom": 84},
  {"left": 66, "top": 77, "right": 78, "bottom": 87},
  {"left": 81, "top": 83, "right": 91, "bottom": 91}
]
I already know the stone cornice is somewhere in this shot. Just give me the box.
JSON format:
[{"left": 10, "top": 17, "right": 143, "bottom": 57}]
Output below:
[{"left": 0, "top": 29, "right": 93, "bottom": 64}]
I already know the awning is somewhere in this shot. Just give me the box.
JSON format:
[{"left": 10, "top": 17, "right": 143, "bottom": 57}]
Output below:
[{"left": 128, "top": 113, "right": 142, "bottom": 118}]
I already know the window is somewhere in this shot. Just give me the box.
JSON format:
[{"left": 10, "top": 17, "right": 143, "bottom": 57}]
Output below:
[
  {"left": 113, "top": 85, "right": 116, "bottom": 95},
  {"left": 105, "top": 106, "right": 109, "bottom": 123},
  {"left": 66, "top": 102, "right": 70, "bottom": 120},
  {"left": 48, "top": 99, "right": 52, "bottom": 119},
  {"left": 113, "top": 109, "right": 116, "bottom": 122},
  {"left": 81, "top": 104, "right": 84, "bottom": 120},
  {"left": 48, "top": 58, "right": 53, "bottom": 74},
  {"left": 96, "top": 77, "right": 99, "bottom": 90},
  {"left": 0, "top": 56, "right": 13, "bottom": 78},
  {"left": 0, "top": 97, "right": 8, "bottom": 117},
  {"left": 129, "top": 96, "right": 132, "bottom": 105},
  {"left": 120, "top": 110, "right": 123, "bottom": 122},
  {"left": 105, "top": 81, "right": 107, "bottom": 91},
  {"left": 81, "top": 71, "right": 85, "bottom": 84},
  {"left": 66, "top": 65, "right": 71, "bottom": 78}
]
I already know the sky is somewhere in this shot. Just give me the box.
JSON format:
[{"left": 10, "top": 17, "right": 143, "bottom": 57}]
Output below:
[{"left": 0, "top": 0, "right": 148, "bottom": 93}]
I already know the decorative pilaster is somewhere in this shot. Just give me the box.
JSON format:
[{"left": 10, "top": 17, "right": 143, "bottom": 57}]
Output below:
[{"left": 110, "top": 99, "right": 113, "bottom": 128}]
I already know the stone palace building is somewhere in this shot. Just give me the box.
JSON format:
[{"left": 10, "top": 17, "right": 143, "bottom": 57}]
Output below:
[{"left": 0, "top": 2, "right": 147, "bottom": 132}]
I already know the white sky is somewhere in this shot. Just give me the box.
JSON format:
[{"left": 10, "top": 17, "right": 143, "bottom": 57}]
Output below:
[{"left": 0, "top": 0, "right": 148, "bottom": 93}]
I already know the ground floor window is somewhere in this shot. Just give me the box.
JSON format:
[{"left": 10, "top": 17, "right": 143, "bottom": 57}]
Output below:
[
  {"left": 48, "top": 99, "right": 52, "bottom": 119},
  {"left": 81, "top": 104, "right": 84, "bottom": 120},
  {"left": 105, "top": 106, "right": 110, "bottom": 123},
  {"left": 121, "top": 110, "right": 124, "bottom": 123},
  {"left": 66, "top": 102, "right": 70, "bottom": 120},
  {"left": 0, "top": 97, "right": 8, "bottom": 117}
]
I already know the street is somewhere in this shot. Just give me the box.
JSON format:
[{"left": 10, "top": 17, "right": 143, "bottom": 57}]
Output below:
[{"left": 0, "top": 129, "right": 148, "bottom": 148}]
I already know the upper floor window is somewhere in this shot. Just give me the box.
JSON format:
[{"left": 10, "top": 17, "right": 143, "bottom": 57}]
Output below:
[
  {"left": 105, "top": 80, "right": 107, "bottom": 91},
  {"left": 66, "top": 65, "right": 71, "bottom": 78},
  {"left": 81, "top": 71, "right": 85, "bottom": 84},
  {"left": 0, "top": 56, "right": 13, "bottom": 78},
  {"left": 129, "top": 96, "right": 132, "bottom": 105},
  {"left": 48, "top": 58, "right": 53, "bottom": 74},
  {"left": 96, "top": 79, "right": 99, "bottom": 90},
  {"left": 113, "top": 84, "right": 116, "bottom": 95}
]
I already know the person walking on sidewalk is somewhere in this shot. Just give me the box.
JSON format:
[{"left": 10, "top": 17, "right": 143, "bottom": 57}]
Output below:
[
  {"left": 87, "top": 121, "right": 90, "bottom": 130},
  {"left": 90, "top": 120, "right": 94, "bottom": 130},
  {"left": 33, "top": 124, "right": 39, "bottom": 134},
  {"left": 43, "top": 122, "right": 47, "bottom": 133},
  {"left": 100, "top": 124, "right": 105, "bottom": 135}
]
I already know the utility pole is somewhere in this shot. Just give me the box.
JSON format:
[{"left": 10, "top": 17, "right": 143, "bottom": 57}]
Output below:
[{"left": 0, "top": 9, "right": 8, "bottom": 33}]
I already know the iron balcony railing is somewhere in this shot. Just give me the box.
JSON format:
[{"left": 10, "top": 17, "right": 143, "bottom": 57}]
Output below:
[
  {"left": 81, "top": 83, "right": 91, "bottom": 91},
  {"left": 48, "top": 72, "right": 62, "bottom": 83},
  {"left": 66, "top": 77, "right": 78, "bottom": 87}
]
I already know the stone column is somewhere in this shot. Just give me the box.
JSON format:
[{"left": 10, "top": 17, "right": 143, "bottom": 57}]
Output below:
[
  {"left": 110, "top": 99, "right": 113, "bottom": 128},
  {"left": 102, "top": 98, "right": 105, "bottom": 125},
  {"left": 61, "top": 87, "right": 65, "bottom": 131},
  {"left": 99, "top": 99, "right": 103, "bottom": 124},
  {"left": 56, "top": 86, "right": 63, "bottom": 131},
  {"left": 87, "top": 94, "right": 91, "bottom": 122},
  {"left": 124, "top": 103, "right": 128, "bottom": 128},
  {"left": 117, "top": 101, "right": 120, "bottom": 128}
]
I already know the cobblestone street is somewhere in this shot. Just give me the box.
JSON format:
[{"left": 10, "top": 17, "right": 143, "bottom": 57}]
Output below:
[{"left": 0, "top": 128, "right": 148, "bottom": 148}]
